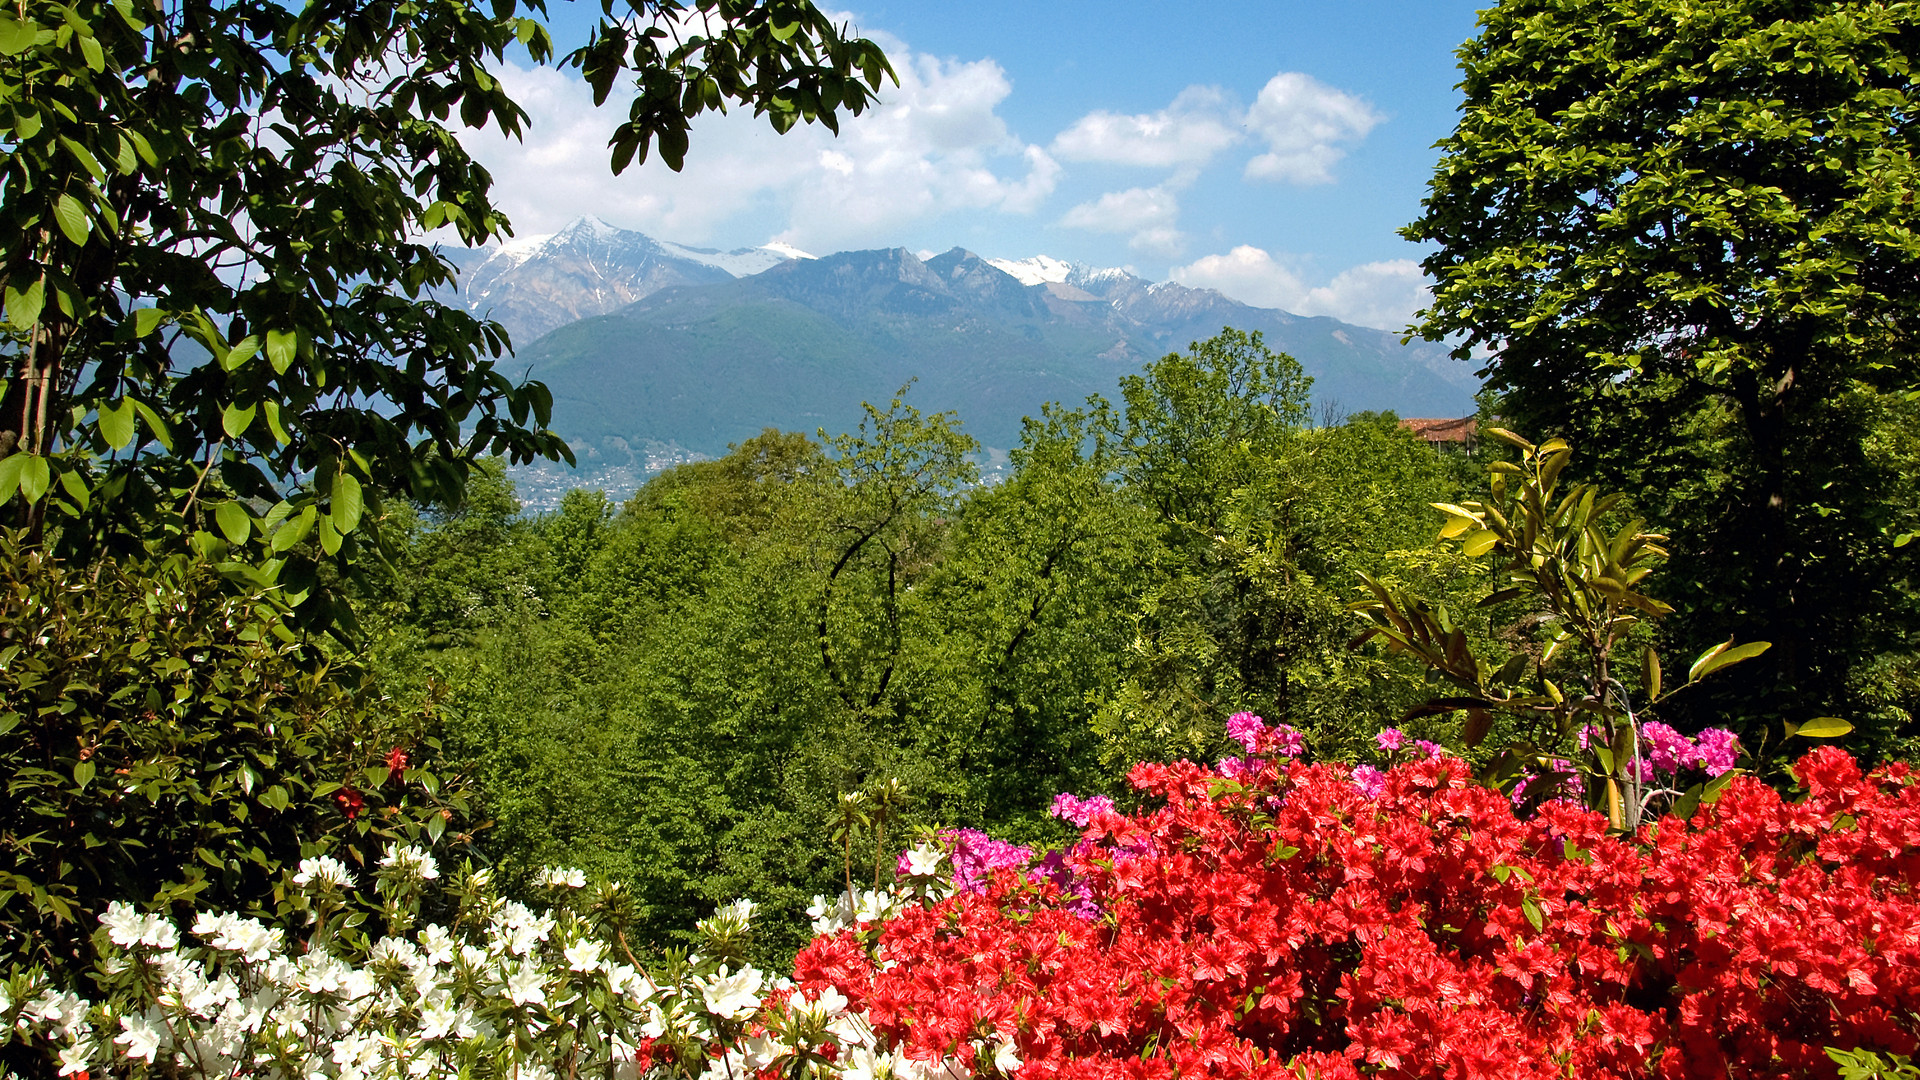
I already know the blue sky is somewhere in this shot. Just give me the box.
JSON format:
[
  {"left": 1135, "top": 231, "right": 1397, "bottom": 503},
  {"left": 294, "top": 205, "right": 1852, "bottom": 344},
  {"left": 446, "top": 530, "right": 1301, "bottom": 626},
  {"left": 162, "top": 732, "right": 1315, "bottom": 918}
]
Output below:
[{"left": 465, "top": 1, "right": 1487, "bottom": 330}]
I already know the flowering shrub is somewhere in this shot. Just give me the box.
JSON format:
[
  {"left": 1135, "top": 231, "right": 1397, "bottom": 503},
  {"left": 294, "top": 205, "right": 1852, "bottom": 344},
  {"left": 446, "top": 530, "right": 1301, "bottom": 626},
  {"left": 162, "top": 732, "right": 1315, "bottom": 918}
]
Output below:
[
  {"left": 793, "top": 744, "right": 1920, "bottom": 1079},
  {"left": 7, "top": 729, "right": 1919, "bottom": 1079}
]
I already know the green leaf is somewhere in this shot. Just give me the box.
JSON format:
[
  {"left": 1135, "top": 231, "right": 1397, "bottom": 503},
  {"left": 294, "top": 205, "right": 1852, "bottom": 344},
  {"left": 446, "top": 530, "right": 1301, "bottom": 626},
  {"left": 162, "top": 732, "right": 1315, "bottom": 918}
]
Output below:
[
  {"left": 224, "top": 335, "right": 260, "bottom": 371},
  {"left": 1522, "top": 895, "right": 1544, "bottom": 931},
  {"left": 132, "top": 306, "right": 166, "bottom": 337},
  {"left": 73, "top": 760, "right": 95, "bottom": 789},
  {"left": 332, "top": 471, "right": 363, "bottom": 533},
  {"left": 214, "top": 500, "right": 251, "bottom": 545},
  {"left": 5, "top": 280, "right": 44, "bottom": 328},
  {"left": 222, "top": 402, "right": 256, "bottom": 438},
  {"left": 52, "top": 193, "right": 90, "bottom": 244},
  {"left": 97, "top": 399, "right": 135, "bottom": 449},
  {"left": 265, "top": 328, "right": 296, "bottom": 374},
  {"left": 15, "top": 455, "right": 49, "bottom": 503},
  {"left": 1688, "top": 639, "right": 1771, "bottom": 682},
  {"left": 1, "top": 454, "right": 32, "bottom": 503},
  {"left": 1642, "top": 647, "right": 1662, "bottom": 703},
  {"left": 1795, "top": 716, "right": 1853, "bottom": 739},
  {"left": 0, "top": 16, "right": 38, "bottom": 55},
  {"left": 1461, "top": 529, "right": 1499, "bottom": 557},
  {"left": 260, "top": 399, "right": 290, "bottom": 445},
  {"left": 77, "top": 30, "right": 102, "bottom": 70},
  {"left": 270, "top": 505, "right": 316, "bottom": 552},
  {"left": 130, "top": 399, "right": 172, "bottom": 450},
  {"left": 57, "top": 469, "right": 88, "bottom": 510}
]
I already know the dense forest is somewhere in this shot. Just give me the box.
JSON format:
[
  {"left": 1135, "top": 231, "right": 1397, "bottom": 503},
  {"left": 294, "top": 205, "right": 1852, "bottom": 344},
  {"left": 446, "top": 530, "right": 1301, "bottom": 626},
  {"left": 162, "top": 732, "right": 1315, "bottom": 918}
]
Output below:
[{"left": 354, "top": 330, "right": 1488, "bottom": 957}]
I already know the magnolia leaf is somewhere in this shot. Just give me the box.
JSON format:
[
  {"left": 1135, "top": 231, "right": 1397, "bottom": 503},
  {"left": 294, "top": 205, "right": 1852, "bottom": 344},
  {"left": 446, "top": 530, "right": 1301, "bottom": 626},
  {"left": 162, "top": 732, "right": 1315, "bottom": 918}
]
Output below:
[
  {"left": 53, "top": 193, "right": 90, "bottom": 245},
  {"left": 224, "top": 335, "right": 261, "bottom": 371},
  {"left": 214, "top": 501, "right": 251, "bottom": 545},
  {"left": 15, "top": 454, "right": 50, "bottom": 502},
  {"left": 1461, "top": 529, "right": 1499, "bottom": 557},
  {"left": 1794, "top": 716, "right": 1852, "bottom": 739},
  {"left": 130, "top": 399, "right": 172, "bottom": 450},
  {"left": 1688, "top": 639, "right": 1770, "bottom": 683},
  {"left": 57, "top": 469, "right": 88, "bottom": 510},
  {"left": 332, "top": 470, "right": 363, "bottom": 533},
  {"left": 317, "top": 513, "right": 342, "bottom": 555},
  {"left": 97, "top": 399, "right": 135, "bottom": 449},
  {"left": 0, "top": 16, "right": 38, "bottom": 54},
  {"left": 222, "top": 402, "right": 256, "bottom": 438},
  {"left": 5, "top": 279, "right": 44, "bottom": 328},
  {"left": 265, "top": 328, "right": 296, "bottom": 374},
  {"left": 270, "top": 504, "right": 316, "bottom": 552}
]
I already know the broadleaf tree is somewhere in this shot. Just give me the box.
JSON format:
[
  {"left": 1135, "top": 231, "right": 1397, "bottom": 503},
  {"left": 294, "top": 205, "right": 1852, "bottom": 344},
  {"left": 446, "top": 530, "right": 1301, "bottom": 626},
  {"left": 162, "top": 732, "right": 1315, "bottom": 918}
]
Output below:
[
  {"left": 1406, "top": 0, "right": 1920, "bottom": 748},
  {"left": 0, "top": 0, "right": 893, "bottom": 630}
]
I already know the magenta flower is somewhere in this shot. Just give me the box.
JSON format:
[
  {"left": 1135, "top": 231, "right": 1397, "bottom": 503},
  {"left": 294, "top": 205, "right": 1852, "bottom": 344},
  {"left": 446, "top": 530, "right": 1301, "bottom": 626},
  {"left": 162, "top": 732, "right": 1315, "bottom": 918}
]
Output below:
[
  {"left": 1049, "top": 792, "right": 1116, "bottom": 828},
  {"left": 1697, "top": 728, "right": 1742, "bottom": 776},
  {"left": 1226, "top": 711, "right": 1267, "bottom": 753},
  {"left": 1416, "top": 739, "right": 1445, "bottom": 760},
  {"left": 1351, "top": 764, "right": 1386, "bottom": 798},
  {"left": 1640, "top": 721, "right": 1697, "bottom": 776},
  {"left": 1375, "top": 728, "right": 1407, "bottom": 752},
  {"left": 1266, "top": 724, "right": 1306, "bottom": 758}
]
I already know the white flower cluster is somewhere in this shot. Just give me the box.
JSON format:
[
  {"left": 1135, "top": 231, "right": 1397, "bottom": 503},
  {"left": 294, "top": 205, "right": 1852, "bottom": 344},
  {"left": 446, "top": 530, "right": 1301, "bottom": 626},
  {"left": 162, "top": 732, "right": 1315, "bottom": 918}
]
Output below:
[{"left": 0, "top": 846, "right": 1010, "bottom": 1080}]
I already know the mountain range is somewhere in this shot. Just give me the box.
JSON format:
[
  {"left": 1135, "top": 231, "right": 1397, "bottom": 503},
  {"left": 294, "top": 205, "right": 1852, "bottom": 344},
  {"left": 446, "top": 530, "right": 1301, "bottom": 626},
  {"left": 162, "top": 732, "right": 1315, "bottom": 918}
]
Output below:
[{"left": 436, "top": 218, "right": 1478, "bottom": 502}]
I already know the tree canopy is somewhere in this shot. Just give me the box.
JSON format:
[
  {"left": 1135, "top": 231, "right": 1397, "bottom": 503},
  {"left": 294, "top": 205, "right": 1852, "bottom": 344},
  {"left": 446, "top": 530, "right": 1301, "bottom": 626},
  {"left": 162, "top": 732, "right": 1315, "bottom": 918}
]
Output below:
[
  {"left": 1406, "top": 0, "right": 1920, "bottom": 744},
  {"left": 0, "top": 0, "right": 892, "bottom": 629}
]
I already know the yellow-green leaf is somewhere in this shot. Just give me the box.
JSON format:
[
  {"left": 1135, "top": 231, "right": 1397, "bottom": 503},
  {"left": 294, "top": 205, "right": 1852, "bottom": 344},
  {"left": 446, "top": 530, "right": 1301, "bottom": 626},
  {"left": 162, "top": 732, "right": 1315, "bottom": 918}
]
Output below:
[
  {"left": 5, "top": 280, "right": 44, "bottom": 328},
  {"left": 1462, "top": 529, "right": 1499, "bottom": 557},
  {"left": 53, "top": 193, "right": 90, "bottom": 244},
  {"left": 214, "top": 500, "right": 251, "bottom": 545},
  {"left": 331, "top": 471, "right": 363, "bottom": 533},
  {"left": 1688, "top": 639, "right": 1771, "bottom": 682},
  {"left": 97, "top": 399, "right": 135, "bottom": 449},
  {"left": 222, "top": 402, "right": 256, "bottom": 438},
  {"left": 270, "top": 504, "right": 316, "bottom": 552},
  {"left": 1795, "top": 716, "right": 1852, "bottom": 739},
  {"left": 265, "top": 328, "right": 296, "bottom": 373}
]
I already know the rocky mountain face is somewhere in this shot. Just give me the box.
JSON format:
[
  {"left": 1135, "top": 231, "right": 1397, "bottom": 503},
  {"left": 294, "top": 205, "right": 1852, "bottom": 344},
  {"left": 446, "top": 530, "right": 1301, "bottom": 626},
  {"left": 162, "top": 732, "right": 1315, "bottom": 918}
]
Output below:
[
  {"left": 504, "top": 239, "right": 1479, "bottom": 492},
  {"left": 437, "top": 217, "right": 811, "bottom": 343}
]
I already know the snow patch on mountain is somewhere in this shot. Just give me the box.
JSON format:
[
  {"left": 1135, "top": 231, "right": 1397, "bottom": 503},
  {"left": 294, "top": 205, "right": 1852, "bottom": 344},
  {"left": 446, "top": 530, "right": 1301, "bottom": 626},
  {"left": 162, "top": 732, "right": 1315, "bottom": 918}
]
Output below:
[
  {"left": 659, "top": 239, "right": 815, "bottom": 277},
  {"left": 987, "top": 255, "right": 1075, "bottom": 286}
]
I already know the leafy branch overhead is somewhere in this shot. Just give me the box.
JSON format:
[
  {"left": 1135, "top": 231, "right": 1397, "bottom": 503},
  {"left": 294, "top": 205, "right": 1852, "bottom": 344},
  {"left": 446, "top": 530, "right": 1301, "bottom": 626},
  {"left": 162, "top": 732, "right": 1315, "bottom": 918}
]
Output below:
[{"left": 0, "top": 0, "right": 893, "bottom": 631}]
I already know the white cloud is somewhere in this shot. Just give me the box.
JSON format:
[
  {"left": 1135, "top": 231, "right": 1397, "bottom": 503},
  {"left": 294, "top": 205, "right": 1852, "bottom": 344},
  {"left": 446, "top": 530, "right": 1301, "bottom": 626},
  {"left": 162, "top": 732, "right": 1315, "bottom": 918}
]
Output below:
[
  {"left": 461, "top": 34, "right": 1057, "bottom": 251},
  {"left": 1242, "top": 73, "right": 1381, "bottom": 184},
  {"left": 1171, "top": 246, "right": 1428, "bottom": 330},
  {"left": 1049, "top": 86, "right": 1241, "bottom": 168},
  {"left": 1059, "top": 183, "right": 1186, "bottom": 256}
]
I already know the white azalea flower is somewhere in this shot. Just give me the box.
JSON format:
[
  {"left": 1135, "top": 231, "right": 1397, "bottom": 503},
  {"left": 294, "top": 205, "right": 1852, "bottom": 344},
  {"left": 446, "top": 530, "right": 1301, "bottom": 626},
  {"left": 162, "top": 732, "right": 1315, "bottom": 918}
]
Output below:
[
  {"left": 699, "top": 964, "right": 764, "bottom": 1020},
  {"left": 539, "top": 865, "right": 587, "bottom": 888},
  {"left": 504, "top": 962, "right": 547, "bottom": 1007},
  {"left": 903, "top": 844, "right": 945, "bottom": 878},
  {"left": 563, "top": 938, "right": 604, "bottom": 973},
  {"left": 993, "top": 1039, "right": 1022, "bottom": 1073},
  {"left": 56, "top": 1041, "right": 91, "bottom": 1077},
  {"left": 418, "top": 924, "right": 457, "bottom": 965},
  {"left": 378, "top": 844, "right": 441, "bottom": 881},
  {"left": 292, "top": 854, "right": 353, "bottom": 888},
  {"left": 115, "top": 1006, "right": 169, "bottom": 1064},
  {"left": 101, "top": 902, "right": 146, "bottom": 947}
]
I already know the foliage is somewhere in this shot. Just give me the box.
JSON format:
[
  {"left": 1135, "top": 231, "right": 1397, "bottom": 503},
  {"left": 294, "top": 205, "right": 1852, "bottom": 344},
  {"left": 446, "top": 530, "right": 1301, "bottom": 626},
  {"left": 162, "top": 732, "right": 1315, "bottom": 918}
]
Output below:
[
  {"left": 792, "top": 740, "right": 1920, "bottom": 1079},
  {"left": 355, "top": 348, "right": 1488, "bottom": 954},
  {"left": 0, "top": 535, "right": 472, "bottom": 979},
  {"left": 0, "top": 0, "right": 893, "bottom": 629},
  {"left": 1405, "top": 0, "right": 1920, "bottom": 748},
  {"left": 1095, "top": 334, "right": 1483, "bottom": 765},
  {"left": 1352, "top": 428, "right": 1800, "bottom": 829}
]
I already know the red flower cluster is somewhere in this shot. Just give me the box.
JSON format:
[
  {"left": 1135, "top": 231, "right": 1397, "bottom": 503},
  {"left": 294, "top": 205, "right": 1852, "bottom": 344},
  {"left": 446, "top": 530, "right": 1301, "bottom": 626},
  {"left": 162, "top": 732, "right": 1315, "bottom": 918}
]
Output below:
[{"left": 792, "top": 747, "right": 1920, "bottom": 1079}]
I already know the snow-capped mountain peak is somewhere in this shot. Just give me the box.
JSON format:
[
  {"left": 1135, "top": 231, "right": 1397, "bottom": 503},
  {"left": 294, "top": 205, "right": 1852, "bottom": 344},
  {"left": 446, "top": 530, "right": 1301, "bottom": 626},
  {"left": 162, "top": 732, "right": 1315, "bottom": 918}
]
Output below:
[{"left": 986, "top": 254, "right": 1075, "bottom": 286}]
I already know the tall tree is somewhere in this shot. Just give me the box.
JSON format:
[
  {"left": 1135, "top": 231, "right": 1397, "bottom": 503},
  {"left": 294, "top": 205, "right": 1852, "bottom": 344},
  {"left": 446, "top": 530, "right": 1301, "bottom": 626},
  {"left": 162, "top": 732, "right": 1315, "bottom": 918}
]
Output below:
[
  {"left": 0, "top": 0, "right": 891, "bottom": 626},
  {"left": 1406, "top": 0, "right": 1920, "bottom": 747}
]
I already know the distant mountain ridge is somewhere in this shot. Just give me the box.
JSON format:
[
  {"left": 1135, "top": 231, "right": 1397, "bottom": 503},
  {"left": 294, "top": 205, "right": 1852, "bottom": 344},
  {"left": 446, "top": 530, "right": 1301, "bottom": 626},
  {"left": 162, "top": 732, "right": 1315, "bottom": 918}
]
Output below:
[
  {"left": 435, "top": 219, "right": 1477, "bottom": 503},
  {"left": 439, "top": 217, "right": 816, "bottom": 342}
]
